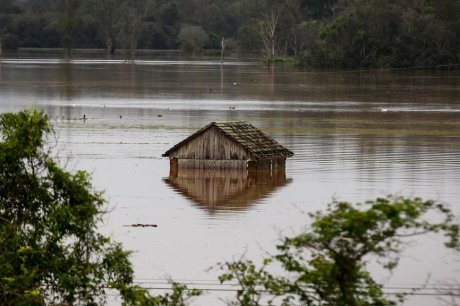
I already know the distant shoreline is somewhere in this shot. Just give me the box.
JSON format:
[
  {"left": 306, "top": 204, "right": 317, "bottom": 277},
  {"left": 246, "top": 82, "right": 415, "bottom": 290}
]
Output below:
[
  {"left": 1, "top": 48, "right": 257, "bottom": 60},
  {"left": 1, "top": 49, "right": 459, "bottom": 71}
]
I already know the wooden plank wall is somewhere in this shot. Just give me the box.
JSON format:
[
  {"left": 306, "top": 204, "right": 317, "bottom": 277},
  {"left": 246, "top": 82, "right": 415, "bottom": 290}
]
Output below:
[
  {"left": 178, "top": 159, "right": 247, "bottom": 170},
  {"left": 248, "top": 158, "right": 286, "bottom": 171},
  {"left": 169, "top": 126, "right": 250, "bottom": 160}
]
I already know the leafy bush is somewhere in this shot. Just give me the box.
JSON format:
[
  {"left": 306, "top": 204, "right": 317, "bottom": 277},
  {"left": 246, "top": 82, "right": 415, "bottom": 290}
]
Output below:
[{"left": 0, "top": 109, "right": 200, "bottom": 305}]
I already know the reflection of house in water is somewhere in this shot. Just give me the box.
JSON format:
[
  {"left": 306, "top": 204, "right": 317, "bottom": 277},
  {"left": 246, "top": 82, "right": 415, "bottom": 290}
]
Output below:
[{"left": 163, "top": 168, "right": 292, "bottom": 213}]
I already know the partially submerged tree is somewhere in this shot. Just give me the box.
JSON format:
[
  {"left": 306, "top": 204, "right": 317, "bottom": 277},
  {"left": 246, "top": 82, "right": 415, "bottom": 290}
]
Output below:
[
  {"left": 58, "top": 0, "right": 81, "bottom": 58},
  {"left": 0, "top": 109, "right": 200, "bottom": 305},
  {"left": 93, "top": 0, "right": 126, "bottom": 55},
  {"left": 120, "top": 0, "right": 148, "bottom": 63},
  {"left": 259, "top": 6, "right": 279, "bottom": 63},
  {"left": 218, "top": 197, "right": 460, "bottom": 306},
  {"left": 178, "top": 24, "right": 209, "bottom": 55}
]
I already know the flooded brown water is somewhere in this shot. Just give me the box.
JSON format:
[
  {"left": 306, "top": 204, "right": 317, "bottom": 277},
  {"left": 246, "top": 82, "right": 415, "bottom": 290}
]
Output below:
[{"left": 1, "top": 52, "right": 460, "bottom": 305}]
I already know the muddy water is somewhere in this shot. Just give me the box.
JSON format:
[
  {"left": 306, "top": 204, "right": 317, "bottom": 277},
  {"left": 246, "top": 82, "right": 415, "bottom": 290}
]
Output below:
[{"left": 1, "top": 53, "right": 460, "bottom": 305}]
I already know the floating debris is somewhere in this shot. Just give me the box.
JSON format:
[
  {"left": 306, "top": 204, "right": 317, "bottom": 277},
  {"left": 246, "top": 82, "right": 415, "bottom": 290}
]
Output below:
[{"left": 123, "top": 224, "right": 158, "bottom": 228}]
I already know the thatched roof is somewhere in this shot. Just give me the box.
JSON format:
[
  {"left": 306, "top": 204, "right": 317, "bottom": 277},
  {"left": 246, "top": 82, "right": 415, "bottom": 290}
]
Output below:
[{"left": 162, "top": 121, "right": 294, "bottom": 159}]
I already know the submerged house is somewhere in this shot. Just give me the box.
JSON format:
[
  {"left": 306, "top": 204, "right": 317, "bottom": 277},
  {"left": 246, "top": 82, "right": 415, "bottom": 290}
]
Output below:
[{"left": 162, "top": 121, "right": 293, "bottom": 171}]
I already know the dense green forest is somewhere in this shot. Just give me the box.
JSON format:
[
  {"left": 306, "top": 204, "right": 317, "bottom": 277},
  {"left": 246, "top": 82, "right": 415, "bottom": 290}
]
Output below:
[{"left": 1, "top": 0, "right": 460, "bottom": 67}]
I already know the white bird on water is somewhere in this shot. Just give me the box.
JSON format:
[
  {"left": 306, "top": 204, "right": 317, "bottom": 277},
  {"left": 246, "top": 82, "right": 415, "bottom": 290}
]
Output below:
[{"left": 381, "top": 107, "right": 388, "bottom": 112}]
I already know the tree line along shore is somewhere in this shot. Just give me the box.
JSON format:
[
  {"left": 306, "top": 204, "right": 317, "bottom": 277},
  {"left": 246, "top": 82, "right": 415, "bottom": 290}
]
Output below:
[{"left": 1, "top": 0, "right": 460, "bottom": 67}]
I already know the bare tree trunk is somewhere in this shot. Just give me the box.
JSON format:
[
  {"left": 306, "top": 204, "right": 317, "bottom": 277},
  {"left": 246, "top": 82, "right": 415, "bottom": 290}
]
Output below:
[
  {"left": 259, "top": 8, "right": 279, "bottom": 64},
  {"left": 94, "top": 0, "right": 126, "bottom": 56},
  {"left": 220, "top": 37, "right": 225, "bottom": 63},
  {"left": 59, "top": 0, "right": 80, "bottom": 59},
  {"left": 106, "top": 34, "right": 116, "bottom": 55},
  {"left": 121, "top": 0, "right": 146, "bottom": 63}
]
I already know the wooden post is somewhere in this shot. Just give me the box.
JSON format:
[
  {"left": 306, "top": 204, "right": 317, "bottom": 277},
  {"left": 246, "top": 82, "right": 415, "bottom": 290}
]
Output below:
[
  {"left": 256, "top": 159, "right": 271, "bottom": 171},
  {"left": 170, "top": 158, "right": 178, "bottom": 177},
  {"left": 272, "top": 158, "right": 286, "bottom": 170},
  {"left": 247, "top": 160, "right": 257, "bottom": 171}
]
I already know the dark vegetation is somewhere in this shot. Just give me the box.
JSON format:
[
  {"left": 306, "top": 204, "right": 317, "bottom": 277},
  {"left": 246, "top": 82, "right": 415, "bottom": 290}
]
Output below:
[
  {"left": 218, "top": 197, "right": 460, "bottom": 306},
  {"left": 1, "top": 0, "right": 460, "bottom": 67},
  {"left": 0, "top": 109, "right": 200, "bottom": 305},
  {"left": 2, "top": 110, "right": 459, "bottom": 305}
]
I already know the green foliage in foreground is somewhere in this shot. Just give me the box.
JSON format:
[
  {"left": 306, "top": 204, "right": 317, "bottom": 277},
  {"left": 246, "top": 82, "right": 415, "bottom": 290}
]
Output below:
[
  {"left": 218, "top": 197, "right": 460, "bottom": 306},
  {"left": 0, "top": 109, "right": 200, "bottom": 305}
]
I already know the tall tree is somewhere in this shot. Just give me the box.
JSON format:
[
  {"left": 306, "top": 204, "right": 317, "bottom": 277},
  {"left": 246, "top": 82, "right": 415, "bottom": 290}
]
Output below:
[
  {"left": 259, "top": 6, "right": 279, "bottom": 62},
  {"left": 120, "top": 0, "right": 148, "bottom": 62},
  {"left": 58, "top": 0, "right": 81, "bottom": 58},
  {"left": 93, "top": 0, "right": 125, "bottom": 55},
  {"left": 178, "top": 24, "right": 209, "bottom": 54},
  {"left": 0, "top": 0, "right": 21, "bottom": 51}
]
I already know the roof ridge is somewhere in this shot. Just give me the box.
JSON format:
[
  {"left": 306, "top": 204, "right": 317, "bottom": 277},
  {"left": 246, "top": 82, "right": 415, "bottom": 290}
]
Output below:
[{"left": 213, "top": 120, "right": 248, "bottom": 124}]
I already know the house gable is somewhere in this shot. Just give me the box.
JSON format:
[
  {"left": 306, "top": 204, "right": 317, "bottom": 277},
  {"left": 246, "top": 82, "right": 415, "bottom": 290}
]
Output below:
[{"left": 165, "top": 125, "right": 251, "bottom": 161}]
